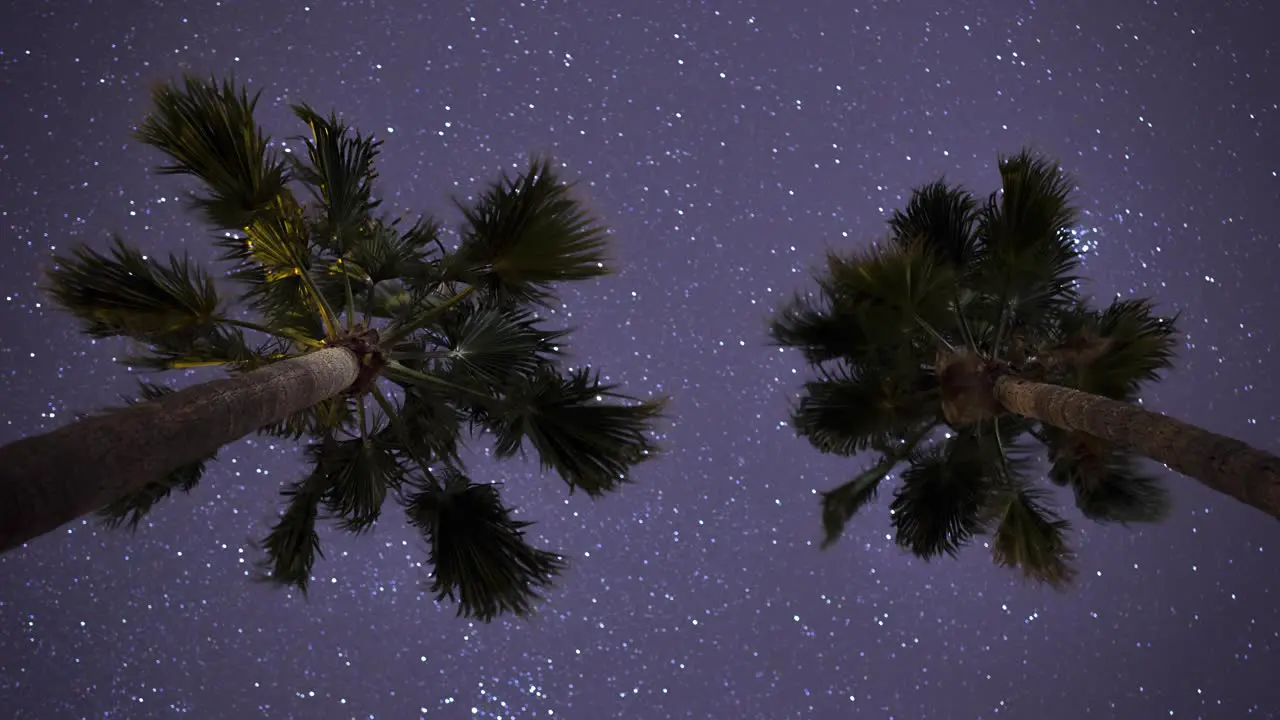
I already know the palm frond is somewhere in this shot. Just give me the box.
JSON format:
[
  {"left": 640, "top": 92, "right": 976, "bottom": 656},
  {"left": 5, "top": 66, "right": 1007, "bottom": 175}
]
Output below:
[
  {"left": 890, "top": 431, "right": 994, "bottom": 559},
  {"left": 981, "top": 149, "right": 1079, "bottom": 258},
  {"left": 818, "top": 427, "right": 937, "bottom": 548},
  {"left": 46, "top": 236, "right": 222, "bottom": 342},
  {"left": 791, "top": 363, "right": 935, "bottom": 457},
  {"left": 822, "top": 242, "right": 957, "bottom": 337},
  {"left": 290, "top": 103, "right": 382, "bottom": 247},
  {"left": 232, "top": 202, "right": 336, "bottom": 333},
  {"left": 397, "top": 216, "right": 448, "bottom": 288},
  {"left": 487, "top": 368, "right": 665, "bottom": 496},
  {"left": 98, "top": 458, "right": 209, "bottom": 530},
  {"left": 990, "top": 486, "right": 1075, "bottom": 589},
  {"left": 818, "top": 449, "right": 900, "bottom": 550},
  {"left": 451, "top": 157, "right": 610, "bottom": 305},
  {"left": 255, "top": 477, "right": 326, "bottom": 594},
  {"left": 332, "top": 220, "right": 428, "bottom": 289},
  {"left": 378, "top": 385, "right": 466, "bottom": 465},
  {"left": 404, "top": 469, "right": 565, "bottom": 622},
  {"left": 770, "top": 291, "right": 873, "bottom": 367},
  {"left": 96, "top": 383, "right": 216, "bottom": 529},
  {"left": 433, "top": 305, "right": 565, "bottom": 389},
  {"left": 973, "top": 149, "right": 1081, "bottom": 324},
  {"left": 888, "top": 180, "right": 979, "bottom": 268},
  {"left": 1059, "top": 298, "right": 1178, "bottom": 401},
  {"left": 1044, "top": 429, "right": 1170, "bottom": 523},
  {"left": 307, "top": 432, "right": 404, "bottom": 534},
  {"left": 135, "top": 74, "right": 289, "bottom": 230},
  {"left": 120, "top": 324, "right": 264, "bottom": 372}
]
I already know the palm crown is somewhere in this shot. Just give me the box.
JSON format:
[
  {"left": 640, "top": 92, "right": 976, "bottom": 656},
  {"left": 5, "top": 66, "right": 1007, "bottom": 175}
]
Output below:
[
  {"left": 771, "top": 151, "right": 1178, "bottom": 588},
  {"left": 48, "top": 75, "right": 665, "bottom": 621}
]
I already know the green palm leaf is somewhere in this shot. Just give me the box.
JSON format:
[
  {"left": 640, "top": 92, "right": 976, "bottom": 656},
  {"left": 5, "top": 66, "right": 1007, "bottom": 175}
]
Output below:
[
  {"left": 378, "top": 385, "right": 466, "bottom": 465},
  {"left": 1043, "top": 428, "right": 1170, "bottom": 523},
  {"left": 890, "top": 432, "right": 994, "bottom": 559},
  {"left": 290, "top": 103, "right": 383, "bottom": 247},
  {"left": 973, "top": 149, "right": 1081, "bottom": 324},
  {"left": 433, "top": 305, "right": 565, "bottom": 389},
  {"left": 888, "top": 180, "right": 979, "bottom": 268},
  {"left": 791, "top": 363, "right": 935, "bottom": 457},
  {"left": 327, "top": 220, "right": 429, "bottom": 291},
  {"left": 488, "top": 368, "right": 666, "bottom": 496},
  {"left": 452, "top": 157, "right": 610, "bottom": 305},
  {"left": 818, "top": 429, "right": 932, "bottom": 548},
  {"left": 46, "top": 236, "right": 222, "bottom": 342},
  {"left": 1059, "top": 298, "right": 1178, "bottom": 401},
  {"left": 990, "top": 486, "right": 1075, "bottom": 589},
  {"left": 120, "top": 325, "right": 266, "bottom": 372},
  {"left": 770, "top": 291, "right": 877, "bottom": 367},
  {"left": 231, "top": 201, "right": 337, "bottom": 333},
  {"left": 823, "top": 242, "right": 956, "bottom": 335},
  {"left": 819, "top": 468, "right": 884, "bottom": 548},
  {"left": 309, "top": 432, "right": 404, "bottom": 534},
  {"left": 404, "top": 469, "right": 565, "bottom": 621},
  {"left": 135, "top": 74, "right": 289, "bottom": 231},
  {"left": 256, "top": 477, "right": 326, "bottom": 594}
]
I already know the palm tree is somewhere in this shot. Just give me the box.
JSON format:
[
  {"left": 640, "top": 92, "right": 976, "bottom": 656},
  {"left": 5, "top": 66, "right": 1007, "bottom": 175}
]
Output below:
[
  {"left": 0, "top": 75, "right": 666, "bottom": 621},
  {"left": 770, "top": 150, "right": 1280, "bottom": 587}
]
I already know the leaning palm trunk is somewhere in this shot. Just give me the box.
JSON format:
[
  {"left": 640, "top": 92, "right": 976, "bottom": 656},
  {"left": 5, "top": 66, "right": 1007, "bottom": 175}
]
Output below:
[
  {"left": 993, "top": 375, "right": 1280, "bottom": 519},
  {"left": 0, "top": 347, "right": 360, "bottom": 553}
]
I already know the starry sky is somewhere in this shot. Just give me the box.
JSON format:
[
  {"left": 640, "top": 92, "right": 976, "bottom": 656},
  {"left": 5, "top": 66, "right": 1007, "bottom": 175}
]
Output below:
[{"left": 1, "top": 0, "right": 1278, "bottom": 718}]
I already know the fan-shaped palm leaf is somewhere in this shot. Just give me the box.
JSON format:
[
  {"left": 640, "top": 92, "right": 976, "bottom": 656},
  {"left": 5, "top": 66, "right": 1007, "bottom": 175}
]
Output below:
[
  {"left": 46, "top": 236, "right": 222, "bottom": 342},
  {"left": 256, "top": 477, "right": 326, "bottom": 594},
  {"left": 290, "top": 103, "right": 382, "bottom": 247},
  {"left": 792, "top": 363, "right": 936, "bottom": 457},
  {"left": 433, "top": 305, "right": 565, "bottom": 389},
  {"left": 214, "top": 198, "right": 339, "bottom": 338},
  {"left": 770, "top": 288, "right": 918, "bottom": 371},
  {"left": 135, "top": 74, "right": 289, "bottom": 231},
  {"left": 377, "top": 385, "right": 466, "bottom": 465},
  {"left": 822, "top": 242, "right": 956, "bottom": 338},
  {"left": 121, "top": 325, "right": 266, "bottom": 372},
  {"left": 1058, "top": 298, "right": 1177, "bottom": 401},
  {"left": 818, "top": 430, "right": 929, "bottom": 548},
  {"left": 888, "top": 180, "right": 979, "bottom": 268},
  {"left": 452, "top": 157, "right": 610, "bottom": 305},
  {"left": 973, "top": 150, "right": 1081, "bottom": 325},
  {"left": 403, "top": 469, "right": 565, "bottom": 621},
  {"left": 308, "top": 431, "right": 404, "bottom": 534},
  {"left": 488, "top": 368, "right": 666, "bottom": 496},
  {"left": 890, "top": 432, "right": 995, "bottom": 559},
  {"left": 332, "top": 221, "right": 429, "bottom": 289},
  {"left": 1043, "top": 428, "right": 1169, "bottom": 523},
  {"left": 990, "top": 486, "right": 1075, "bottom": 589}
]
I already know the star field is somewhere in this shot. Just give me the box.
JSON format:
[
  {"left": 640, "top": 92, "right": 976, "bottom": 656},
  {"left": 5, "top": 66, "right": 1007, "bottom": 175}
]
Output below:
[{"left": 1, "top": 1, "right": 1278, "bottom": 718}]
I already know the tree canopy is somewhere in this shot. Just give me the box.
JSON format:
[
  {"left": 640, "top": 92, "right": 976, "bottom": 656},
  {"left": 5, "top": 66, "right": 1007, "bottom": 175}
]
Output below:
[
  {"left": 771, "top": 150, "right": 1178, "bottom": 588},
  {"left": 47, "top": 75, "right": 666, "bottom": 620}
]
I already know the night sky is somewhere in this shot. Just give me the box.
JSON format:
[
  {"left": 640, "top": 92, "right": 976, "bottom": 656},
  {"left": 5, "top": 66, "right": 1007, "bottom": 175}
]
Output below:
[{"left": 2, "top": 1, "right": 1278, "bottom": 718}]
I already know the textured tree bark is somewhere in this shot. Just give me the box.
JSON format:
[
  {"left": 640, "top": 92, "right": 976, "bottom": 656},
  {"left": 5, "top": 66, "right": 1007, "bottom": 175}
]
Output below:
[
  {"left": 993, "top": 374, "right": 1280, "bottom": 519},
  {"left": 0, "top": 347, "right": 361, "bottom": 554}
]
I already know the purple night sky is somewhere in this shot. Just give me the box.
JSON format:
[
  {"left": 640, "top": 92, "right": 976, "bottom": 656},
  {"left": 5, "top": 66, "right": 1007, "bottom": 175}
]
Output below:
[{"left": 1, "top": 1, "right": 1277, "bottom": 718}]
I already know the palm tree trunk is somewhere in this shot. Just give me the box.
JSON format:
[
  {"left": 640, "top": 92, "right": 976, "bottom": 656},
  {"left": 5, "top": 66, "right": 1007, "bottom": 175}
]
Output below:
[
  {"left": 993, "top": 374, "right": 1280, "bottom": 519},
  {"left": 0, "top": 347, "right": 360, "bottom": 554}
]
